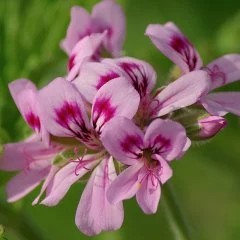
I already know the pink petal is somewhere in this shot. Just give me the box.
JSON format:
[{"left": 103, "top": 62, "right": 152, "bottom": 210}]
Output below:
[
  {"left": 107, "top": 162, "right": 144, "bottom": 204},
  {"left": 176, "top": 137, "right": 191, "bottom": 159},
  {"left": 145, "top": 22, "right": 202, "bottom": 73},
  {"left": 37, "top": 78, "right": 91, "bottom": 141},
  {"left": 92, "top": 0, "right": 126, "bottom": 57},
  {"left": 9, "top": 79, "right": 41, "bottom": 133},
  {"left": 144, "top": 119, "right": 188, "bottom": 161},
  {"left": 66, "top": 32, "right": 107, "bottom": 81},
  {"left": 136, "top": 157, "right": 172, "bottom": 214},
  {"left": 152, "top": 70, "right": 210, "bottom": 117},
  {"left": 60, "top": 6, "right": 92, "bottom": 55},
  {"left": 75, "top": 157, "right": 124, "bottom": 236},
  {"left": 0, "top": 139, "right": 58, "bottom": 171},
  {"left": 6, "top": 167, "right": 50, "bottom": 203},
  {"left": 0, "top": 142, "right": 28, "bottom": 171},
  {"left": 91, "top": 77, "right": 140, "bottom": 133},
  {"left": 73, "top": 61, "right": 121, "bottom": 103},
  {"left": 154, "top": 156, "right": 173, "bottom": 184},
  {"left": 32, "top": 165, "right": 59, "bottom": 205},
  {"left": 103, "top": 57, "right": 157, "bottom": 97},
  {"left": 201, "top": 92, "right": 240, "bottom": 116},
  {"left": 136, "top": 173, "right": 161, "bottom": 214},
  {"left": 101, "top": 116, "right": 144, "bottom": 165},
  {"left": 206, "top": 54, "right": 240, "bottom": 90},
  {"left": 41, "top": 155, "right": 99, "bottom": 206}
]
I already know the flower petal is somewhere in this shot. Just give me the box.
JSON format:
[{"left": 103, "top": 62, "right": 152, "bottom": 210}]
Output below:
[
  {"left": 66, "top": 32, "right": 107, "bottom": 81},
  {"left": 151, "top": 70, "right": 210, "bottom": 117},
  {"left": 176, "top": 137, "right": 191, "bottom": 159},
  {"left": 37, "top": 78, "right": 92, "bottom": 142},
  {"left": 101, "top": 116, "right": 144, "bottom": 165},
  {"left": 107, "top": 162, "right": 144, "bottom": 204},
  {"left": 91, "top": 77, "right": 140, "bottom": 133},
  {"left": 206, "top": 54, "right": 240, "bottom": 90},
  {"left": 32, "top": 165, "right": 59, "bottom": 205},
  {"left": 60, "top": 6, "right": 91, "bottom": 55},
  {"left": 73, "top": 61, "right": 121, "bottom": 103},
  {"left": 0, "top": 142, "right": 28, "bottom": 171},
  {"left": 136, "top": 174, "right": 161, "bottom": 214},
  {"left": 154, "top": 156, "right": 173, "bottom": 184},
  {"left": 75, "top": 157, "right": 124, "bottom": 236},
  {"left": 145, "top": 22, "right": 202, "bottom": 73},
  {"left": 92, "top": 0, "right": 125, "bottom": 57},
  {"left": 41, "top": 154, "right": 99, "bottom": 206},
  {"left": 6, "top": 167, "right": 50, "bottom": 203},
  {"left": 0, "top": 138, "right": 58, "bottom": 171},
  {"left": 103, "top": 57, "right": 157, "bottom": 97},
  {"left": 201, "top": 92, "right": 240, "bottom": 116},
  {"left": 9, "top": 79, "right": 41, "bottom": 133},
  {"left": 144, "top": 119, "right": 188, "bottom": 161}
]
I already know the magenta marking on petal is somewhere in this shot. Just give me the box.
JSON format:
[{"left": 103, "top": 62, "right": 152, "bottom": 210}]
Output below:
[
  {"left": 151, "top": 135, "right": 171, "bottom": 155},
  {"left": 96, "top": 72, "right": 120, "bottom": 90},
  {"left": 78, "top": 29, "right": 92, "bottom": 42},
  {"left": 68, "top": 54, "right": 76, "bottom": 71},
  {"left": 25, "top": 112, "right": 41, "bottom": 132},
  {"left": 107, "top": 27, "right": 113, "bottom": 38},
  {"left": 54, "top": 101, "right": 92, "bottom": 142},
  {"left": 121, "top": 135, "right": 143, "bottom": 158},
  {"left": 119, "top": 62, "right": 148, "bottom": 97},
  {"left": 55, "top": 102, "right": 83, "bottom": 127},
  {"left": 92, "top": 97, "right": 117, "bottom": 132},
  {"left": 204, "top": 65, "right": 227, "bottom": 86},
  {"left": 170, "top": 35, "right": 197, "bottom": 71}
]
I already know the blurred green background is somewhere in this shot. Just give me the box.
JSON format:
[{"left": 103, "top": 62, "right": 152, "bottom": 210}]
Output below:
[{"left": 1, "top": 0, "right": 240, "bottom": 239}]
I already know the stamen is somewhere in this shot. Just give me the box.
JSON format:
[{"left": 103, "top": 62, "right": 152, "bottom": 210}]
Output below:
[
  {"left": 139, "top": 152, "right": 163, "bottom": 190},
  {"left": 69, "top": 148, "right": 93, "bottom": 176}
]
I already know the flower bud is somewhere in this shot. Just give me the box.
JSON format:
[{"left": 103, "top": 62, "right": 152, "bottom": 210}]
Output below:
[
  {"left": 198, "top": 116, "right": 227, "bottom": 140},
  {"left": 172, "top": 107, "right": 227, "bottom": 141}
]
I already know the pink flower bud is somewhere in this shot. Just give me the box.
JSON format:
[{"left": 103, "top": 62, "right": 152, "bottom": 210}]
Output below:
[{"left": 198, "top": 116, "right": 227, "bottom": 139}]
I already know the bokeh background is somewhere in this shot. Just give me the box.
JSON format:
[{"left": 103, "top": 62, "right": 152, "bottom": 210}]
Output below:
[{"left": 1, "top": 0, "right": 240, "bottom": 239}]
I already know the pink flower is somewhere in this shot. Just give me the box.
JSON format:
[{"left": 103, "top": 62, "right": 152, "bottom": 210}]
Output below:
[
  {"left": 73, "top": 57, "right": 157, "bottom": 102},
  {"left": 66, "top": 32, "right": 107, "bottom": 81},
  {"left": 0, "top": 136, "right": 62, "bottom": 203},
  {"left": 0, "top": 79, "right": 68, "bottom": 203},
  {"left": 36, "top": 77, "right": 140, "bottom": 235},
  {"left": 61, "top": 0, "right": 125, "bottom": 57},
  {"left": 145, "top": 22, "right": 240, "bottom": 117},
  {"left": 101, "top": 117, "right": 189, "bottom": 214},
  {"left": 73, "top": 57, "right": 210, "bottom": 119},
  {"left": 63, "top": 0, "right": 126, "bottom": 81}
]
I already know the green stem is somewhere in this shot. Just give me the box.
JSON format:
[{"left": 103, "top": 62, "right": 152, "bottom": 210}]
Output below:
[
  {"left": 162, "top": 183, "right": 192, "bottom": 240},
  {"left": 0, "top": 201, "right": 47, "bottom": 240}
]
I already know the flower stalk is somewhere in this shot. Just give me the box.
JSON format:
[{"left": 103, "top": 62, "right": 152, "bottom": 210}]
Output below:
[{"left": 162, "top": 183, "right": 192, "bottom": 240}]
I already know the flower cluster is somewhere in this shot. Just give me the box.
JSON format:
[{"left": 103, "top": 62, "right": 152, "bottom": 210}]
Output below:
[{"left": 1, "top": 0, "right": 240, "bottom": 236}]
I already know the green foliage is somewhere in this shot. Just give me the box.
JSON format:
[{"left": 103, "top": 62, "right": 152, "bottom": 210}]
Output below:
[
  {"left": 216, "top": 10, "right": 240, "bottom": 54},
  {"left": 0, "top": 0, "right": 240, "bottom": 239}
]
